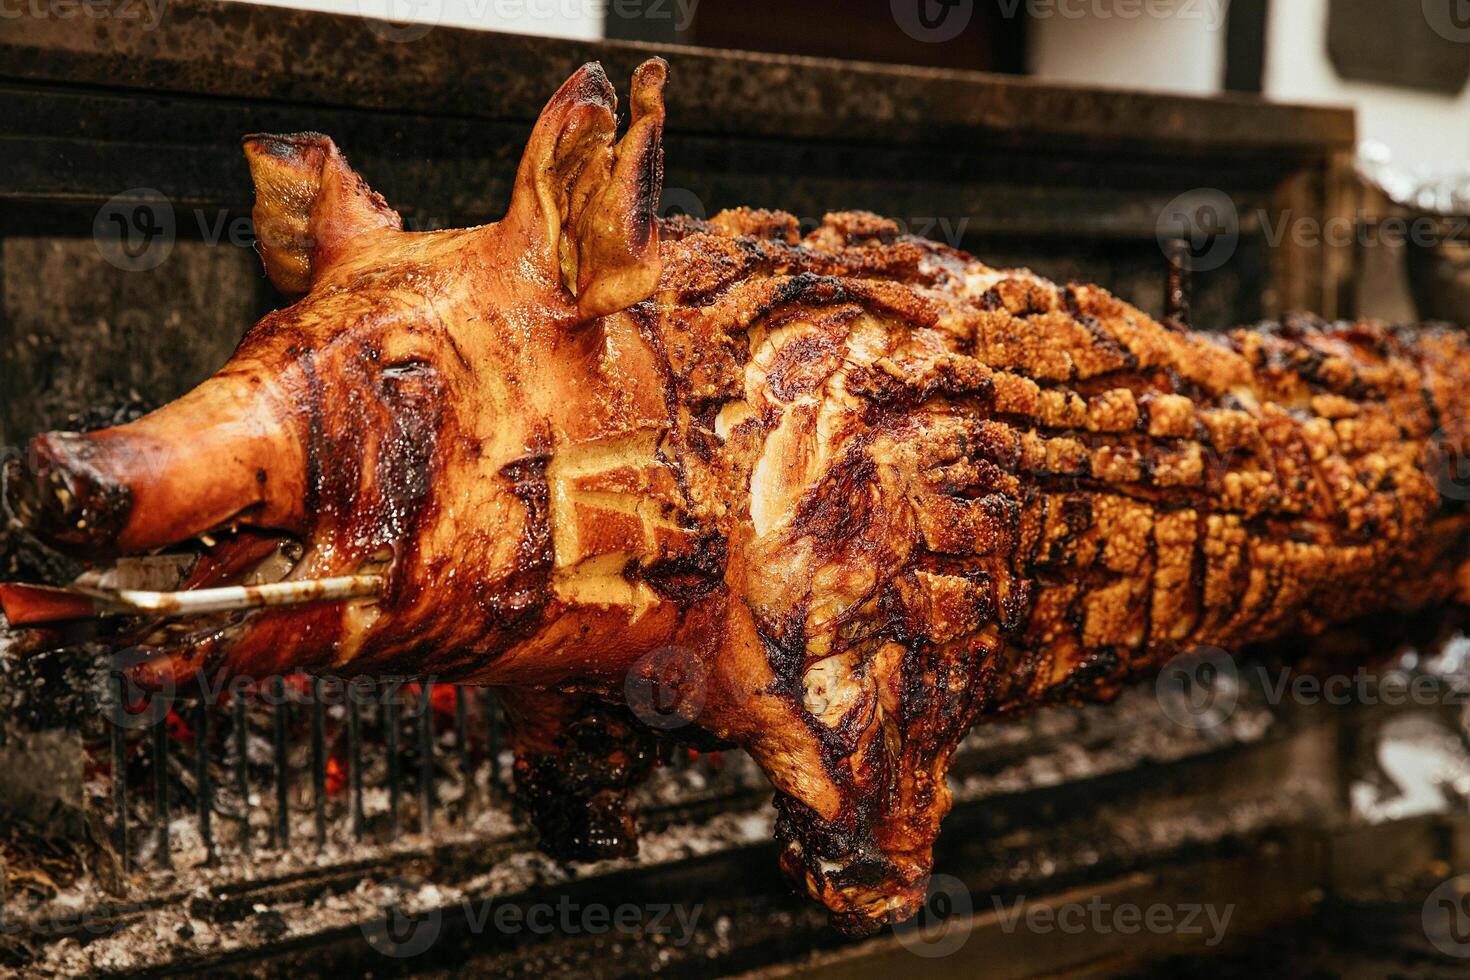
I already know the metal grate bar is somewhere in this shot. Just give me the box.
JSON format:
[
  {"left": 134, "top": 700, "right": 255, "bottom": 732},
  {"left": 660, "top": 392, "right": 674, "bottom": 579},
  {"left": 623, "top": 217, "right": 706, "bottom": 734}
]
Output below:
[
  {"left": 233, "top": 692, "right": 251, "bottom": 855},
  {"left": 272, "top": 678, "right": 289, "bottom": 848},
  {"left": 153, "top": 720, "right": 171, "bottom": 869},
  {"left": 111, "top": 673, "right": 129, "bottom": 874},
  {"left": 484, "top": 689, "right": 501, "bottom": 802},
  {"left": 195, "top": 698, "right": 213, "bottom": 864},
  {"left": 418, "top": 682, "right": 434, "bottom": 835},
  {"left": 311, "top": 681, "right": 327, "bottom": 848},
  {"left": 348, "top": 695, "right": 366, "bottom": 840},
  {"left": 386, "top": 690, "right": 402, "bottom": 840},
  {"left": 454, "top": 686, "right": 472, "bottom": 817}
]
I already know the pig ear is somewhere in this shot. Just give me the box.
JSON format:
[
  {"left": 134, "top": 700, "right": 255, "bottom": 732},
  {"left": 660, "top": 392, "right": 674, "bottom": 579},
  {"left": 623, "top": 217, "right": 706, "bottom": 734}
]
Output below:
[
  {"left": 505, "top": 59, "right": 667, "bottom": 320},
  {"left": 242, "top": 133, "right": 403, "bottom": 296}
]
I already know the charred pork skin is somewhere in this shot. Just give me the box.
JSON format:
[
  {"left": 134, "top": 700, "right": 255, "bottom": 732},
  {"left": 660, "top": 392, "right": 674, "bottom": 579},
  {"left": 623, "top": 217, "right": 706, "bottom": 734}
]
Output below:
[{"left": 7, "top": 59, "right": 1470, "bottom": 933}]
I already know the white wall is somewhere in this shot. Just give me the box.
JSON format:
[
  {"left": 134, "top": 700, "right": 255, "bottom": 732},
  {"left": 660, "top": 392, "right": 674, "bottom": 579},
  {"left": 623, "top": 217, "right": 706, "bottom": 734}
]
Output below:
[
  {"left": 1026, "top": 0, "right": 1230, "bottom": 96},
  {"left": 234, "top": 0, "right": 603, "bottom": 41},
  {"left": 231, "top": 0, "right": 1470, "bottom": 177},
  {"left": 1026, "top": 0, "right": 1470, "bottom": 174},
  {"left": 1263, "top": 0, "right": 1470, "bottom": 174}
]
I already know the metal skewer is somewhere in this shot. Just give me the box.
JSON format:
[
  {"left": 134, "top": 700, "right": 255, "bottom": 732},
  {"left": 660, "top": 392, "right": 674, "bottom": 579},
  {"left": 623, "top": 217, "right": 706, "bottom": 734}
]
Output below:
[{"left": 0, "top": 574, "right": 383, "bottom": 626}]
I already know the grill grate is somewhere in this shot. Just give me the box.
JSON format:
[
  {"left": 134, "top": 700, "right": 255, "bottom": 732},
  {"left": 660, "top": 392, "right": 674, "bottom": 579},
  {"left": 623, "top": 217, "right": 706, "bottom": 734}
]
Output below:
[{"left": 101, "top": 673, "right": 528, "bottom": 869}]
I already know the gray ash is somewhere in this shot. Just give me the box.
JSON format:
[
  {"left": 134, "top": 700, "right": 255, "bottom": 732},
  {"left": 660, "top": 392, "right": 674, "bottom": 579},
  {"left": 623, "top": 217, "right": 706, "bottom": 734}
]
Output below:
[{"left": 1, "top": 397, "right": 152, "bottom": 734}]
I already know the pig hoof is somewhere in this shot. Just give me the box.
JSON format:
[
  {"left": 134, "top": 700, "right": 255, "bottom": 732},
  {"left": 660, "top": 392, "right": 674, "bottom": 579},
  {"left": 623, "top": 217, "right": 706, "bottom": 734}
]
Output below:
[{"left": 511, "top": 710, "right": 655, "bottom": 862}]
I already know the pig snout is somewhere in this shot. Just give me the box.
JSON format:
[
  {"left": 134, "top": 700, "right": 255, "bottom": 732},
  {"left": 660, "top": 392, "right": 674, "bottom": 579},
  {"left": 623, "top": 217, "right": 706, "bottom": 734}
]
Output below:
[
  {"left": 6, "top": 432, "right": 134, "bottom": 553},
  {"left": 7, "top": 375, "right": 311, "bottom": 558}
]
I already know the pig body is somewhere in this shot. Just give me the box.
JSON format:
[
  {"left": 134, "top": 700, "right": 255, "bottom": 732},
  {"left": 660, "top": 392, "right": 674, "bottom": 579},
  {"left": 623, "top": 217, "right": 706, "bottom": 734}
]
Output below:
[{"left": 8, "top": 60, "right": 1470, "bottom": 933}]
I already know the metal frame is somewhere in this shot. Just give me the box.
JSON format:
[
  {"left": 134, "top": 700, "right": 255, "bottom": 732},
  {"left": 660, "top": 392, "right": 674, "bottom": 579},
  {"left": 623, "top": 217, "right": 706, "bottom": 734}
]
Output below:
[{"left": 0, "top": 0, "right": 1357, "bottom": 322}]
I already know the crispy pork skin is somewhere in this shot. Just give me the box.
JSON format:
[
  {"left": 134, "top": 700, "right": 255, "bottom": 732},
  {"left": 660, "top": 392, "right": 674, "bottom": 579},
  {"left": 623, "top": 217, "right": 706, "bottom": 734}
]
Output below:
[{"left": 8, "top": 59, "right": 1470, "bottom": 933}]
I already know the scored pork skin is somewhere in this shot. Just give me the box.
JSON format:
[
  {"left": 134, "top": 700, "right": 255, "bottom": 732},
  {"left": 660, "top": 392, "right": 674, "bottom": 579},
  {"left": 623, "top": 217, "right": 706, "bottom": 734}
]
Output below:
[{"left": 631, "top": 208, "right": 1470, "bottom": 929}]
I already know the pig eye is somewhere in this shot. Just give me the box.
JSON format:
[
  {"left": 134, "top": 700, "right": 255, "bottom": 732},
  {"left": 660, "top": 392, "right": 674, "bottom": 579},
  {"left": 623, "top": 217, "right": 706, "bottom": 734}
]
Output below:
[{"left": 381, "top": 360, "right": 433, "bottom": 380}]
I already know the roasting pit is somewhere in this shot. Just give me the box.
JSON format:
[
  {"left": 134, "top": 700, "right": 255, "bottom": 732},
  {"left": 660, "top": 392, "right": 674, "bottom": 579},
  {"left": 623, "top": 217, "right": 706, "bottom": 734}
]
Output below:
[
  {"left": 2, "top": 621, "right": 1469, "bottom": 976},
  {"left": 3, "top": 3, "right": 1470, "bottom": 976}
]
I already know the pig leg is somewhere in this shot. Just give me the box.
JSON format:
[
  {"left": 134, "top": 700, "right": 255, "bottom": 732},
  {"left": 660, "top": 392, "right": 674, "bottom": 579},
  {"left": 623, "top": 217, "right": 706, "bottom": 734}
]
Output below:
[
  {"left": 696, "top": 600, "right": 990, "bottom": 934},
  {"left": 770, "top": 637, "right": 992, "bottom": 936},
  {"left": 496, "top": 686, "right": 657, "bottom": 862}
]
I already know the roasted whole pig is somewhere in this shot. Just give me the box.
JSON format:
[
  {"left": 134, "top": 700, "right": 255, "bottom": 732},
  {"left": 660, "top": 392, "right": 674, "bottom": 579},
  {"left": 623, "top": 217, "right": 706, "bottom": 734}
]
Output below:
[{"left": 6, "top": 59, "right": 1470, "bottom": 934}]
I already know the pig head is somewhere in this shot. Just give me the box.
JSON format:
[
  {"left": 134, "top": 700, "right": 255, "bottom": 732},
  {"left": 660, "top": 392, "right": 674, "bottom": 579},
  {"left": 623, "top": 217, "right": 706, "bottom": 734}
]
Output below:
[
  {"left": 9, "top": 60, "right": 687, "bottom": 685},
  {"left": 6, "top": 60, "right": 739, "bottom": 872}
]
